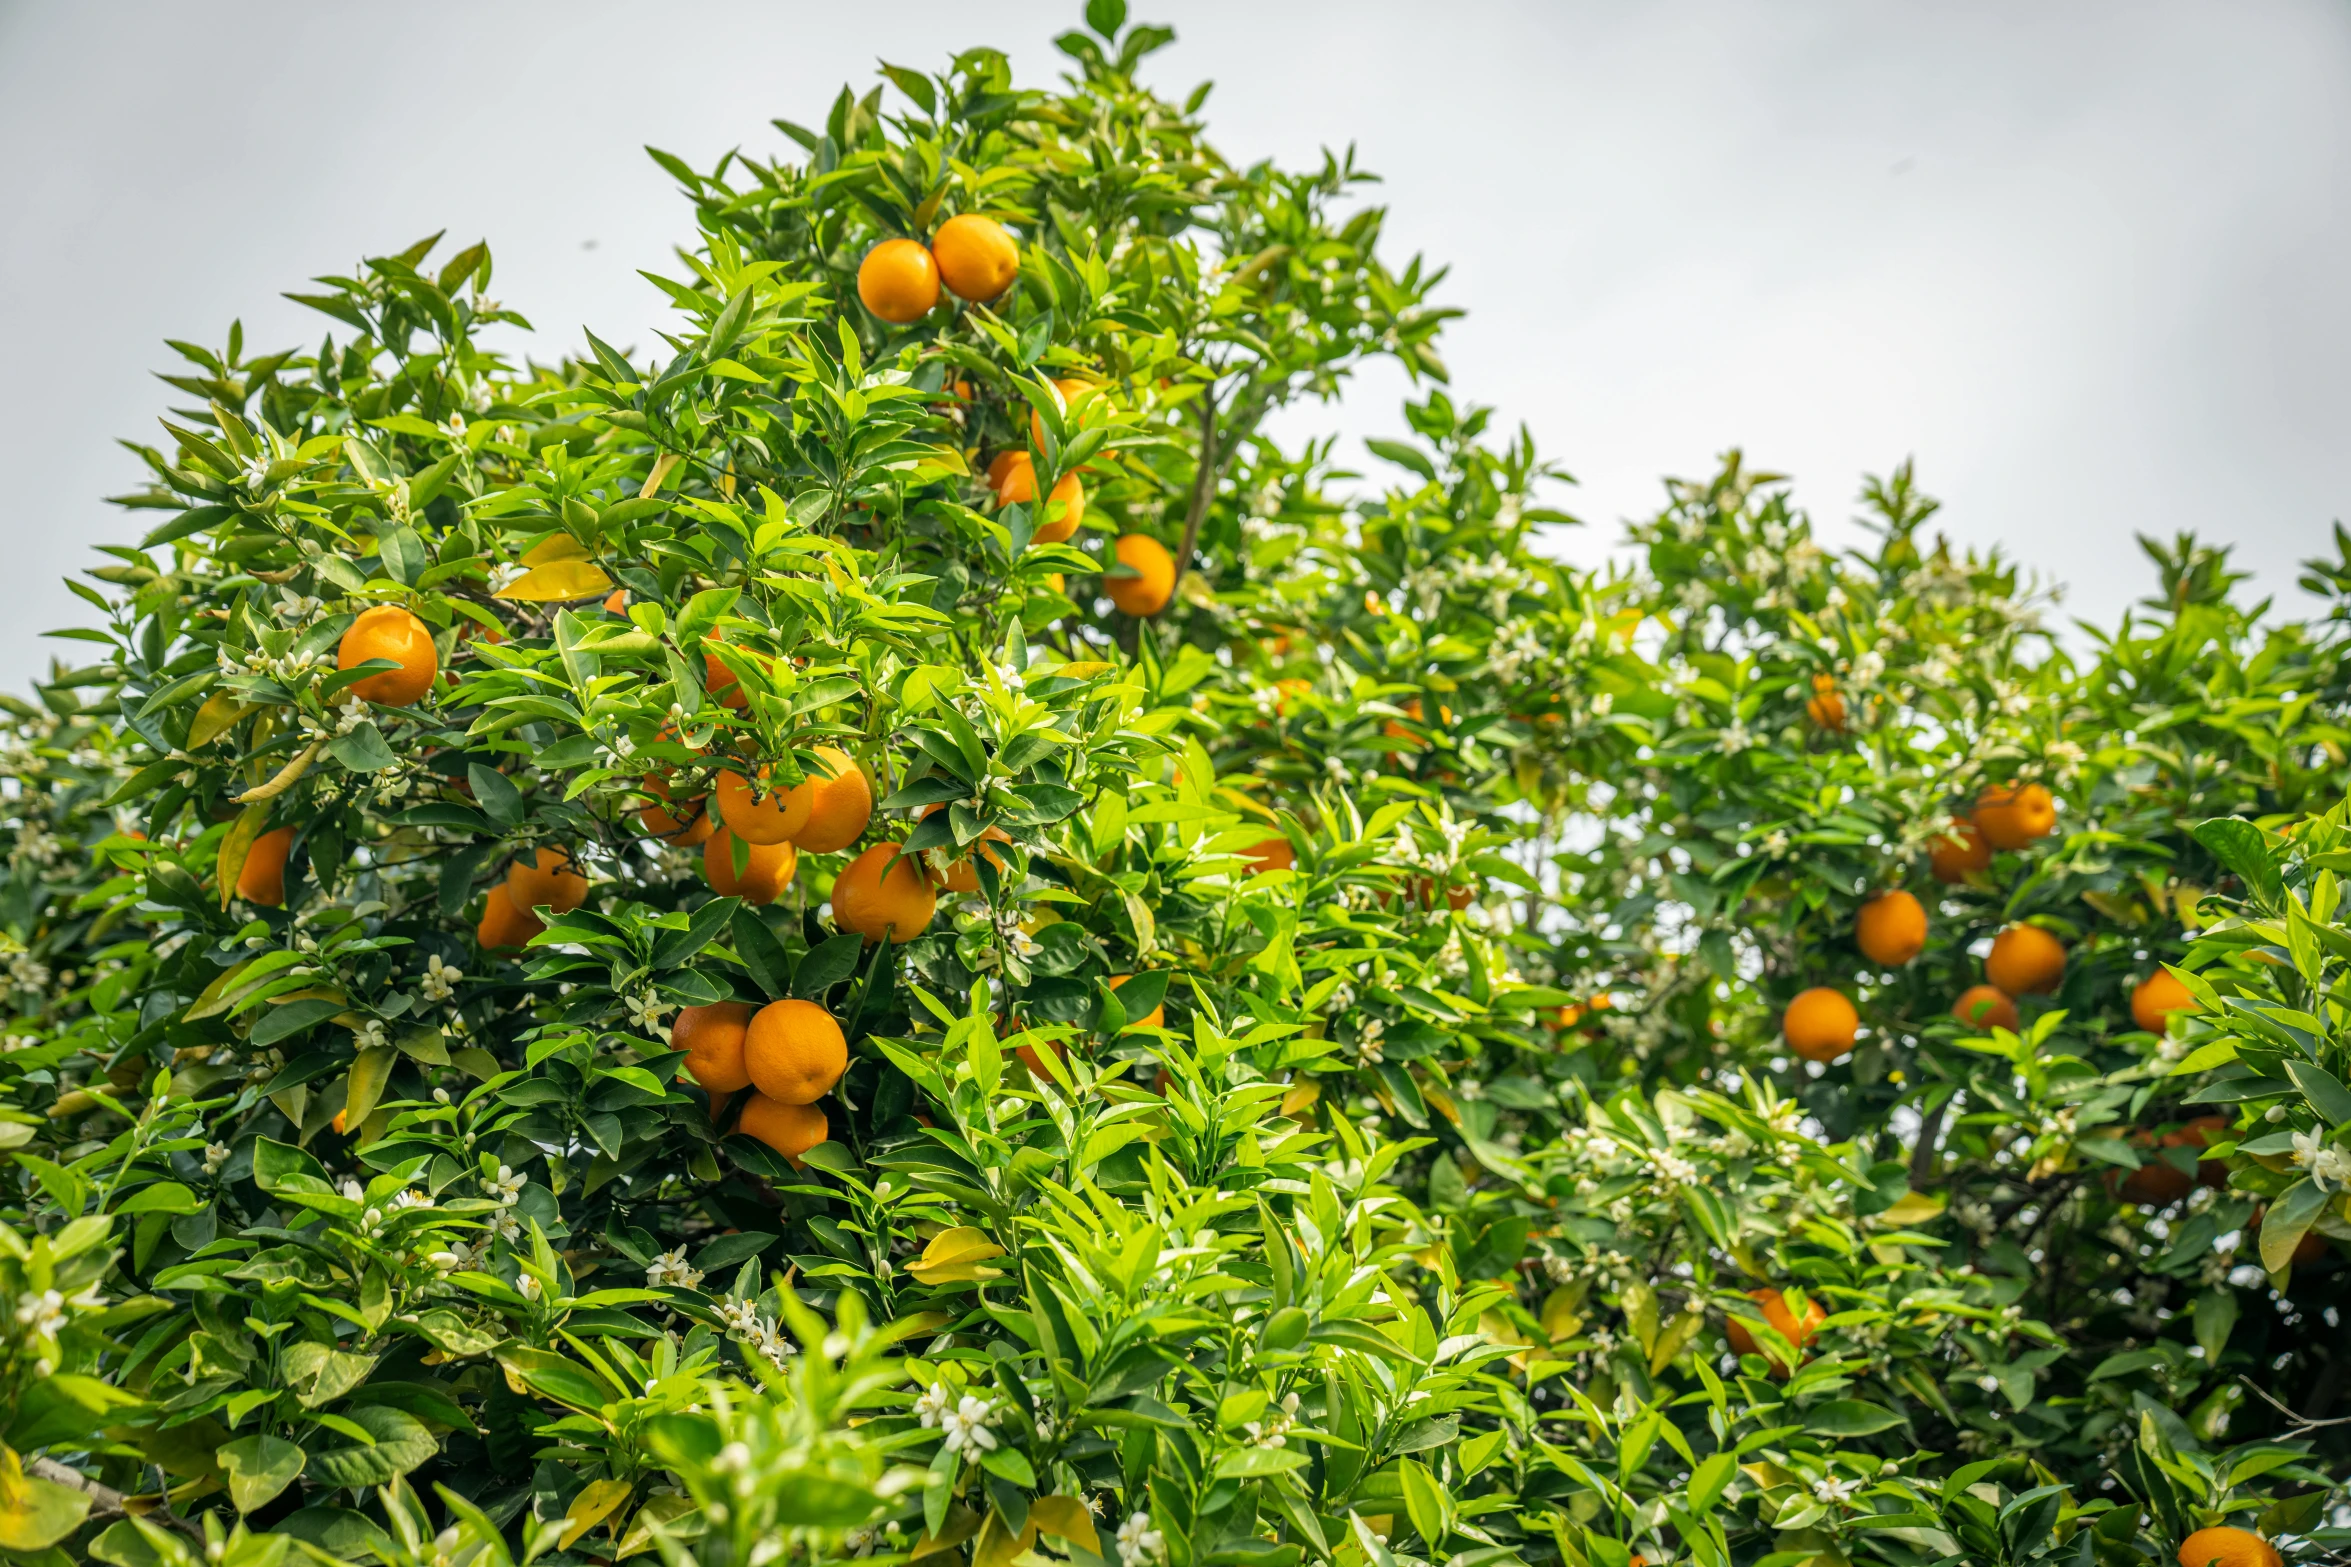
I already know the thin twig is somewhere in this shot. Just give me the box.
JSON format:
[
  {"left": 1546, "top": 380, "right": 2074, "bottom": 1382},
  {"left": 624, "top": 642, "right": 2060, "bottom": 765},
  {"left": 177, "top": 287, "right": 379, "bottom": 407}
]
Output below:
[
  {"left": 27, "top": 1457, "right": 203, "bottom": 1541},
  {"left": 2243, "top": 1376, "right": 2351, "bottom": 1430},
  {"left": 1168, "top": 382, "right": 1221, "bottom": 595}
]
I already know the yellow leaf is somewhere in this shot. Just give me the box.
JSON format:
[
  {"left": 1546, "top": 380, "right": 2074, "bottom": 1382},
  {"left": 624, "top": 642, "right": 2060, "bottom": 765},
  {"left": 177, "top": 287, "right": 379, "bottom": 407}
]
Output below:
[
  {"left": 1874, "top": 1190, "right": 1947, "bottom": 1228},
  {"left": 188, "top": 692, "right": 252, "bottom": 750},
  {"left": 519, "top": 533, "right": 591, "bottom": 566},
  {"left": 1055, "top": 660, "right": 1113, "bottom": 679},
  {"left": 1279, "top": 1077, "right": 1321, "bottom": 1116},
  {"left": 1027, "top": 1497, "right": 1100, "bottom": 1554},
  {"left": 497, "top": 560, "right": 614, "bottom": 602},
  {"left": 560, "top": 1478, "right": 634, "bottom": 1550},
  {"left": 906, "top": 1225, "right": 1007, "bottom": 1284},
  {"left": 973, "top": 1511, "right": 1037, "bottom": 1567},
  {"left": 215, "top": 801, "right": 271, "bottom": 909},
  {"left": 912, "top": 1507, "right": 984, "bottom": 1560},
  {"left": 616, "top": 1493, "right": 697, "bottom": 1558},
  {"left": 343, "top": 1046, "right": 397, "bottom": 1131}
]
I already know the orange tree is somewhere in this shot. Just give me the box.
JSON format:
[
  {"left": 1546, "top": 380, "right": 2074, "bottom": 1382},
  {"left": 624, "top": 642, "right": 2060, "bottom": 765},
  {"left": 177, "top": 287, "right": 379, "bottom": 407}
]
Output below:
[{"left": 1, "top": 8, "right": 2349, "bottom": 1567}]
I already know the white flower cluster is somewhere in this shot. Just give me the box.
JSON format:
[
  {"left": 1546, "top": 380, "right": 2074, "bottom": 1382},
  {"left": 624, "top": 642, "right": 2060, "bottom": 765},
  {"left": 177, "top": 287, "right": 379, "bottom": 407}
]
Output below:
[{"left": 915, "top": 1383, "right": 1000, "bottom": 1461}]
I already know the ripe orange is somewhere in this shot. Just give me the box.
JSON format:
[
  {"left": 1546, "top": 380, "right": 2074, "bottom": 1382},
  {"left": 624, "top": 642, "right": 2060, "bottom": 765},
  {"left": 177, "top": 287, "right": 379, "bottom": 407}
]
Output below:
[
  {"left": 603, "top": 587, "right": 628, "bottom": 614},
  {"left": 702, "top": 829, "right": 796, "bottom": 905},
  {"left": 236, "top": 826, "right": 294, "bottom": 906},
  {"left": 476, "top": 883, "right": 544, "bottom": 951},
  {"left": 1783, "top": 987, "right": 1858, "bottom": 1062},
  {"left": 1986, "top": 923, "right": 2065, "bottom": 995},
  {"left": 2132, "top": 969, "right": 2199, "bottom": 1034},
  {"left": 856, "top": 238, "right": 939, "bottom": 324},
  {"left": 1027, "top": 377, "right": 1098, "bottom": 447},
  {"left": 831, "top": 842, "right": 936, "bottom": 944},
  {"left": 638, "top": 776, "right": 717, "bottom": 847},
  {"left": 2117, "top": 1129, "right": 2197, "bottom": 1207},
  {"left": 931, "top": 213, "right": 1020, "bottom": 301},
  {"left": 704, "top": 651, "right": 748, "bottom": 711},
  {"left": 736, "top": 1093, "right": 830, "bottom": 1166},
  {"left": 743, "top": 998, "right": 847, "bottom": 1104},
  {"left": 2176, "top": 1526, "right": 2283, "bottom": 1567},
  {"left": 507, "top": 846, "right": 588, "bottom": 915},
  {"left": 1929, "top": 818, "right": 1992, "bottom": 883},
  {"left": 716, "top": 765, "right": 812, "bottom": 846},
  {"left": 1855, "top": 890, "right": 1927, "bottom": 967},
  {"left": 1723, "top": 1287, "right": 1827, "bottom": 1375},
  {"left": 1975, "top": 782, "right": 2056, "bottom": 850},
  {"left": 1244, "top": 837, "right": 1294, "bottom": 875},
  {"left": 1951, "top": 984, "right": 2020, "bottom": 1032},
  {"left": 1804, "top": 674, "right": 1846, "bottom": 731},
  {"left": 993, "top": 452, "right": 1086, "bottom": 543},
  {"left": 921, "top": 802, "right": 1008, "bottom": 893},
  {"left": 1107, "top": 534, "right": 1176, "bottom": 617},
  {"left": 675, "top": 1001, "right": 755, "bottom": 1094},
  {"left": 338, "top": 605, "right": 439, "bottom": 706},
  {"left": 791, "top": 747, "right": 873, "bottom": 855},
  {"left": 1109, "top": 973, "right": 1165, "bottom": 1030}
]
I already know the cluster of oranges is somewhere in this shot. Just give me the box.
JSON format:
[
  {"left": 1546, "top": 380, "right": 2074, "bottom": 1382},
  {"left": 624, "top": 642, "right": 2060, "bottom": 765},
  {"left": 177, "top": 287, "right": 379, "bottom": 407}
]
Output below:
[
  {"left": 855, "top": 214, "right": 1023, "bottom": 324},
  {"left": 634, "top": 744, "right": 1005, "bottom": 948},
  {"left": 476, "top": 846, "right": 589, "bottom": 950},
  {"left": 675, "top": 997, "right": 847, "bottom": 1165},
  {"left": 1781, "top": 781, "right": 2196, "bottom": 1062}
]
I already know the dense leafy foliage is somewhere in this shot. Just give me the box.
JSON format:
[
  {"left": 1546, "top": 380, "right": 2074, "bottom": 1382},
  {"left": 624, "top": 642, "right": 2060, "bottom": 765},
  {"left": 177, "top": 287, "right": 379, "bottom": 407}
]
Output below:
[{"left": 2, "top": 10, "right": 2349, "bottom": 1567}]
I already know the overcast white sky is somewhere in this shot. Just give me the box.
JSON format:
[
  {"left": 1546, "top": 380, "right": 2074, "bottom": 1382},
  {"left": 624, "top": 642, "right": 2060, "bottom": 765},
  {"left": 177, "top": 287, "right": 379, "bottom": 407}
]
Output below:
[{"left": 3, "top": 1, "right": 2347, "bottom": 687}]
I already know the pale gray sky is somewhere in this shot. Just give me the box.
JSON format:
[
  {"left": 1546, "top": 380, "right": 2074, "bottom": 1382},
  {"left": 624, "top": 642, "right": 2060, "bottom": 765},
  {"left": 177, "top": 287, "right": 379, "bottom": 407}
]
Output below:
[{"left": 3, "top": 2, "right": 2348, "bottom": 687}]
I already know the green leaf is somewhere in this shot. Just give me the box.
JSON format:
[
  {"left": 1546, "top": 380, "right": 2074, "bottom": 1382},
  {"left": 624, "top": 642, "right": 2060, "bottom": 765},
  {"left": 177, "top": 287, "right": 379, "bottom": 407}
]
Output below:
[
  {"left": 469, "top": 765, "right": 524, "bottom": 829},
  {"left": 301, "top": 1404, "right": 435, "bottom": 1488},
  {"left": 328, "top": 722, "right": 398, "bottom": 773},
  {"left": 2192, "top": 817, "right": 2284, "bottom": 911},
  {"left": 1397, "top": 1457, "right": 1449, "bottom": 1549},
  {"left": 216, "top": 1434, "right": 306, "bottom": 1513},
  {"left": 2286, "top": 1058, "right": 2351, "bottom": 1125},
  {"left": 732, "top": 906, "right": 792, "bottom": 1000},
  {"left": 1215, "top": 1447, "right": 1309, "bottom": 1477},
  {"left": 2261, "top": 1178, "right": 2329, "bottom": 1271},
  {"left": 1804, "top": 1399, "right": 1904, "bottom": 1436}
]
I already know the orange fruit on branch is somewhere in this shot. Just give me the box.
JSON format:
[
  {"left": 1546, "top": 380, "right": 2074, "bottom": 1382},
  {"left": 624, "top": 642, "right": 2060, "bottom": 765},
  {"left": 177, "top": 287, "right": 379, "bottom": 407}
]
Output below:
[
  {"left": 702, "top": 829, "right": 796, "bottom": 906},
  {"left": 236, "top": 825, "right": 295, "bottom": 907},
  {"left": 1243, "top": 837, "right": 1294, "bottom": 876},
  {"left": 506, "top": 846, "right": 588, "bottom": 915},
  {"left": 831, "top": 842, "right": 936, "bottom": 944},
  {"left": 1783, "top": 987, "right": 1858, "bottom": 1062},
  {"left": 737, "top": 1093, "right": 831, "bottom": 1166},
  {"left": 638, "top": 775, "right": 716, "bottom": 846},
  {"left": 1723, "top": 1287, "right": 1827, "bottom": 1376},
  {"left": 1107, "top": 533, "right": 1176, "bottom": 617},
  {"left": 1974, "top": 782, "right": 2055, "bottom": 850},
  {"left": 743, "top": 998, "right": 847, "bottom": 1105},
  {"left": 1804, "top": 674, "right": 1845, "bottom": 732},
  {"left": 716, "top": 765, "right": 813, "bottom": 846},
  {"left": 1986, "top": 923, "right": 2065, "bottom": 995},
  {"left": 476, "top": 883, "right": 543, "bottom": 952},
  {"left": 856, "top": 238, "right": 939, "bottom": 324},
  {"left": 1929, "top": 818, "right": 1991, "bottom": 883},
  {"left": 993, "top": 452, "right": 1086, "bottom": 543},
  {"left": 704, "top": 651, "right": 748, "bottom": 710},
  {"left": 792, "top": 747, "right": 873, "bottom": 855},
  {"left": 1027, "top": 377, "right": 1099, "bottom": 447},
  {"left": 1854, "top": 890, "right": 1927, "bottom": 967},
  {"left": 675, "top": 1001, "right": 755, "bottom": 1095},
  {"left": 2132, "top": 969, "right": 2199, "bottom": 1034},
  {"left": 1951, "top": 984, "right": 2019, "bottom": 1032},
  {"left": 2176, "top": 1526, "right": 2283, "bottom": 1567},
  {"left": 932, "top": 212, "right": 1020, "bottom": 301},
  {"left": 338, "top": 604, "right": 439, "bottom": 707}
]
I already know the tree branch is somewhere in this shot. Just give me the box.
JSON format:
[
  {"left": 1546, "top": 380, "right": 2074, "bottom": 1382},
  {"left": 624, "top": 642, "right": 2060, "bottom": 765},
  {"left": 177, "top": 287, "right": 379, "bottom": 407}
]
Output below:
[{"left": 1168, "top": 382, "right": 1221, "bottom": 596}]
